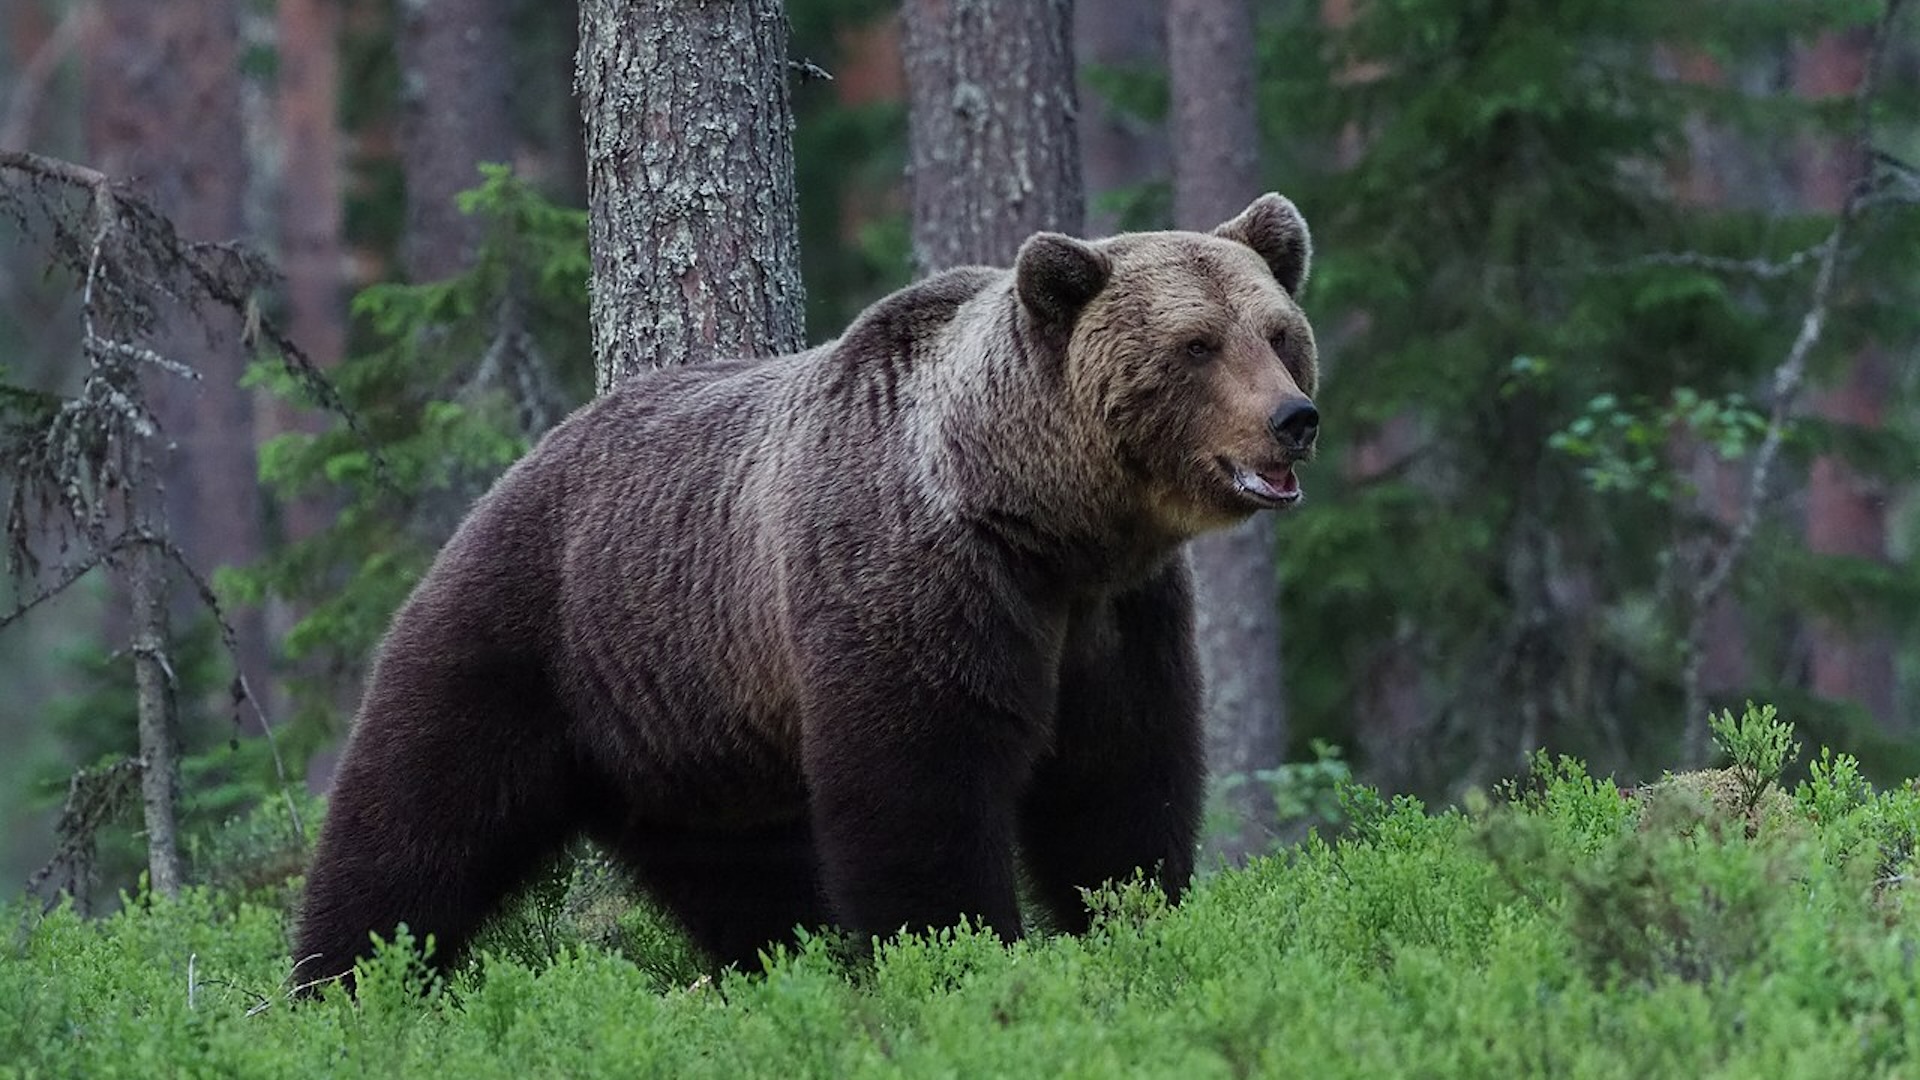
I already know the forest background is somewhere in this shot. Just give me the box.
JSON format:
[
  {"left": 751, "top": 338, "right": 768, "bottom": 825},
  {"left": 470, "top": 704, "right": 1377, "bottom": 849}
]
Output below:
[{"left": 1, "top": 0, "right": 1918, "bottom": 912}]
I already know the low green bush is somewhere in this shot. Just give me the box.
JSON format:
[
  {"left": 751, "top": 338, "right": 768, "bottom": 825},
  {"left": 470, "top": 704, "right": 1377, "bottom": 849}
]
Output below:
[{"left": 8, "top": 705, "right": 1920, "bottom": 1078}]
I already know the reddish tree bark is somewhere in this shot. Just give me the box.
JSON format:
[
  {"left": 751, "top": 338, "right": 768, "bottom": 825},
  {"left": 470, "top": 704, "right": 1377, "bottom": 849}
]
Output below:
[
  {"left": 276, "top": 0, "right": 345, "bottom": 377},
  {"left": 397, "top": 0, "right": 513, "bottom": 281},
  {"left": 273, "top": 0, "right": 347, "bottom": 547},
  {"left": 1662, "top": 46, "right": 1753, "bottom": 706},
  {"left": 1806, "top": 348, "right": 1898, "bottom": 725},
  {"left": 1794, "top": 28, "right": 1899, "bottom": 732}
]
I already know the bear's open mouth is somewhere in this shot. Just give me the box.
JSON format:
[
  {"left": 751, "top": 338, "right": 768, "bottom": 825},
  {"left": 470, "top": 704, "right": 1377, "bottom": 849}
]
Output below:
[{"left": 1223, "top": 458, "right": 1303, "bottom": 508}]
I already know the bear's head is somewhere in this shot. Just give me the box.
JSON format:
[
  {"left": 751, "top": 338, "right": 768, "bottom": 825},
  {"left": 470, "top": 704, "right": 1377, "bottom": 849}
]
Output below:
[{"left": 1015, "top": 193, "right": 1321, "bottom": 537}]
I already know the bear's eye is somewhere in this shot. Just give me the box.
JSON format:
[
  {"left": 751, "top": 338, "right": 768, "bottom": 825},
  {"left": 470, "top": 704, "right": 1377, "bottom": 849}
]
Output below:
[
  {"left": 1269, "top": 330, "right": 1288, "bottom": 355},
  {"left": 1183, "top": 338, "right": 1216, "bottom": 361}
]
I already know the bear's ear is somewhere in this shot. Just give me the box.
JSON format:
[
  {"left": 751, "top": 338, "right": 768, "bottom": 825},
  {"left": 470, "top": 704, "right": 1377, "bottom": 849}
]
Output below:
[
  {"left": 1213, "top": 193, "right": 1312, "bottom": 296},
  {"left": 1015, "top": 233, "right": 1112, "bottom": 328}
]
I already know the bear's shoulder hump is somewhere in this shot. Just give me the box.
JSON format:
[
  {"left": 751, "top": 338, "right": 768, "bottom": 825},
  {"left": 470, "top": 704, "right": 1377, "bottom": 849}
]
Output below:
[{"left": 835, "top": 265, "right": 1003, "bottom": 361}]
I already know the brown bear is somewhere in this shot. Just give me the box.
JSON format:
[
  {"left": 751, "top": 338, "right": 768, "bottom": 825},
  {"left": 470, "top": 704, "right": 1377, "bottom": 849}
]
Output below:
[{"left": 293, "top": 193, "right": 1321, "bottom": 988}]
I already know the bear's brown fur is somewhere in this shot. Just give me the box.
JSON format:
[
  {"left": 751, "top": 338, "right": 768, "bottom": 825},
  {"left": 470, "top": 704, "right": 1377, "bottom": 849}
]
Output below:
[{"left": 293, "top": 194, "right": 1322, "bottom": 988}]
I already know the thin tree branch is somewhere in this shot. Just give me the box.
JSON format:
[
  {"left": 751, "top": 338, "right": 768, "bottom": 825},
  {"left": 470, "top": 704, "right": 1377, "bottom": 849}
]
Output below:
[
  {"left": 0, "top": 150, "right": 391, "bottom": 491},
  {"left": 153, "top": 536, "right": 305, "bottom": 846},
  {"left": 0, "top": 530, "right": 144, "bottom": 630},
  {"left": 7, "top": 531, "right": 309, "bottom": 853},
  {"left": 24, "top": 756, "right": 142, "bottom": 913},
  {"left": 1614, "top": 243, "right": 1828, "bottom": 280},
  {"left": 0, "top": 148, "right": 117, "bottom": 191}
]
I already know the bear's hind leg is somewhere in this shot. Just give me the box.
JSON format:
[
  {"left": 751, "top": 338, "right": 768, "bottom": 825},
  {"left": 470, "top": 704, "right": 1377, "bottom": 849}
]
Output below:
[{"left": 294, "top": 659, "right": 582, "bottom": 992}]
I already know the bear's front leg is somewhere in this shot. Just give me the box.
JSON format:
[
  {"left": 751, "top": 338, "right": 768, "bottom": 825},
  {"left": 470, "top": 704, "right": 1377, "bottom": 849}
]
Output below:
[
  {"left": 798, "top": 666, "right": 1045, "bottom": 948},
  {"left": 1019, "top": 560, "right": 1206, "bottom": 933}
]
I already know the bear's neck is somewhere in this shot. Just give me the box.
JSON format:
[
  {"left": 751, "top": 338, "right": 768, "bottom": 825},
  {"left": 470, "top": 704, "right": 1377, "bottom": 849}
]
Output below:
[{"left": 909, "top": 291, "right": 1187, "bottom": 594}]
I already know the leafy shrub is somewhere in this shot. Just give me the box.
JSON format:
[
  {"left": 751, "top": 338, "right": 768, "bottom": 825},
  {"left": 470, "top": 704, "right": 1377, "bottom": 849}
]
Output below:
[{"left": 13, "top": 707, "right": 1920, "bottom": 1076}]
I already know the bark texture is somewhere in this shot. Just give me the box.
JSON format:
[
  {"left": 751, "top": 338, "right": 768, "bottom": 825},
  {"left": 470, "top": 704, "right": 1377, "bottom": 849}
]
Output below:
[
  {"left": 902, "top": 0, "right": 1083, "bottom": 270},
  {"left": 1168, "top": 0, "right": 1284, "bottom": 861},
  {"left": 1075, "top": 0, "right": 1168, "bottom": 235},
  {"left": 397, "top": 0, "right": 513, "bottom": 281},
  {"left": 577, "top": 0, "right": 807, "bottom": 389}
]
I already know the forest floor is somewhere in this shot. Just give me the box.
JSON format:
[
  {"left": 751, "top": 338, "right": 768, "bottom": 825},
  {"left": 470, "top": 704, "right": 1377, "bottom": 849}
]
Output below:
[{"left": 7, "top": 707, "right": 1919, "bottom": 1078}]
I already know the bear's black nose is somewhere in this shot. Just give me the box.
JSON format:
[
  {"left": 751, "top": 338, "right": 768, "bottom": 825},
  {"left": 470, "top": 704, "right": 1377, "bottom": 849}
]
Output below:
[{"left": 1269, "top": 399, "right": 1319, "bottom": 450}]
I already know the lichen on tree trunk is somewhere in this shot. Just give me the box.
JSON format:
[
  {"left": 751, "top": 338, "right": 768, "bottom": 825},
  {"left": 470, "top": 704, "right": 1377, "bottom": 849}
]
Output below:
[
  {"left": 902, "top": 0, "right": 1083, "bottom": 270},
  {"left": 576, "top": 0, "right": 806, "bottom": 391}
]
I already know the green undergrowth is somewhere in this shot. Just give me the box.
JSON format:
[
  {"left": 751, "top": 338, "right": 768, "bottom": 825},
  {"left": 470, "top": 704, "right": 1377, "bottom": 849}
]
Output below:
[{"left": 9, "top": 706, "right": 1920, "bottom": 1078}]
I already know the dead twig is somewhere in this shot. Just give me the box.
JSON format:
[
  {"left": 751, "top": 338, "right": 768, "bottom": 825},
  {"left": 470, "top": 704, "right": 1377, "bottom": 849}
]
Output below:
[
  {"left": 0, "top": 530, "right": 144, "bottom": 630},
  {"left": 0, "top": 149, "right": 388, "bottom": 489},
  {"left": 1612, "top": 243, "right": 1828, "bottom": 280},
  {"left": 3, "top": 150, "right": 323, "bottom": 895},
  {"left": 24, "top": 758, "right": 143, "bottom": 915}
]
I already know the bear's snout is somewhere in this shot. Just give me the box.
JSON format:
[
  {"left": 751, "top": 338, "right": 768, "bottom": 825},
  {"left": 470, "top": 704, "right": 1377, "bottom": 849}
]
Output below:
[{"left": 1267, "top": 398, "right": 1319, "bottom": 454}]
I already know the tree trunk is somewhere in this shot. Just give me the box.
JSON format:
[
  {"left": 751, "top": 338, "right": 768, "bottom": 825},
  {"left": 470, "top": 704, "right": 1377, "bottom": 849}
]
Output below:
[
  {"left": 1666, "top": 50, "right": 1755, "bottom": 714},
  {"left": 902, "top": 0, "right": 1082, "bottom": 270},
  {"left": 1167, "top": 0, "right": 1283, "bottom": 862},
  {"left": 397, "top": 0, "right": 513, "bottom": 281},
  {"left": 274, "top": 0, "right": 346, "bottom": 532},
  {"left": 85, "top": 0, "right": 270, "bottom": 747},
  {"left": 129, "top": 525, "right": 183, "bottom": 898},
  {"left": 276, "top": 0, "right": 345, "bottom": 375},
  {"left": 1344, "top": 414, "right": 1432, "bottom": 786},
  {"left": 1806, "top": 348, "right": 1898, "bottom": 727},
  {"left": 1075, "top": 0, "right": 1167, "bottom": 235},
  {"left": 1794, "top": 28, "right": 1898, "bottom": 733},
  {"left": 86, "top": 0, "right": 262, "bottom": 566},
  {"left": 577, "top": 0, "right": 807, "bottom": 389}
]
